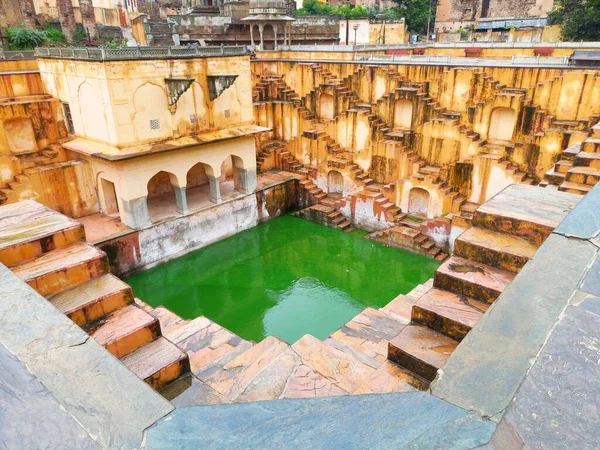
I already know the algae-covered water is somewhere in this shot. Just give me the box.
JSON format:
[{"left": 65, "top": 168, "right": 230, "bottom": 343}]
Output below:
[{"left": 126, "top": 215, "right": 440, "bottom": 343}]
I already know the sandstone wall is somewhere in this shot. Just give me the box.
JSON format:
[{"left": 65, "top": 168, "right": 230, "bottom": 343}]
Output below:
[{"left": 253, "top": 60, "right": 600, "bottom": 218}]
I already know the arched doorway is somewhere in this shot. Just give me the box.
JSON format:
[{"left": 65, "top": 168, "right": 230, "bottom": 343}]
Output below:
[
  {"left": 408, "top": 188, "right": 430, "bottom": 217},
  {"left": 147, "top": 171, "right": 178, "bottom": 222},
  {"left": 327, "top": 170, "right": 344, "bottom": 194},
  {"left": 488, "top": 107, "right": 516, "bottom": 141},
  {"left": 394, "top": 99, "right": 413, "bottom": 129},
  {"left": 186, "top": 162, "right": 211, "bottom": 209},
  {"left": 319, "top": 93, "right": 334, "bottom": 120}
]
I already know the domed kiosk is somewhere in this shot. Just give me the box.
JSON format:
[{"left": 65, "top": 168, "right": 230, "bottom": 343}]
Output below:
[{"left": 241, "top": 0, "right": 295, "bottom": 50}]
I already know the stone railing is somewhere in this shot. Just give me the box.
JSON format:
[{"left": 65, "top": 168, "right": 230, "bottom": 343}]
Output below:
[
  {"left": 354, "top": 53, "right": 573, "bottom": 67},
  {"left": 0, "top": 49, "right": 36, "bottom": 60},
  {"left": 276, "top": 42, "right": 600, "bottom": 52},
  {"left": 34, "top": 45, "right": 249, "bottom": 60}
]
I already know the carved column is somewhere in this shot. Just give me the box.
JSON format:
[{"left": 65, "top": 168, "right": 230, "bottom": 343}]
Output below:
[
  {"left": 273, "top": 25, "right": 278, "bottom": 50},
  {"left": 258, "top": 24, "right": 264, "bottom": 50},
  {"left": 207, "top": 175, "right": 221, "bottom": 203},
  {"left": 250, "top": 24, "right": 255, "bottom": 46},
  {"left": 236, "top": 168, "right": 257, "bottom": 194},
  {"left": 120, "top": 197, "right": 151, "bottom": 229},
  {"left": 173, "top": 186, "right": 188, "bottom": 214},
  {"left": 79, "top": 0, "right": 98, "bottom": 39}
]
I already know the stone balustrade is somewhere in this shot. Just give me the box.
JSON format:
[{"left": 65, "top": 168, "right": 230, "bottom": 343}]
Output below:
[{"left": 34, "top": 45, "right": 249, "bottom": 60}]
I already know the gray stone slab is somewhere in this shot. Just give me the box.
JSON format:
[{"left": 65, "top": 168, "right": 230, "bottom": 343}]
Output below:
[
  {"left": 0, "top": 265, "right": 173, "bottom": 450},
  {"left": 146, "top": 391, "right": 495, "bottom": 450},
  {"left": 500, "top": 303, "right": 600, "bottom": 449},
  {"left": 554, "top": 183, "right": 600, "bottom": 239},
  {"left": 580, "top": 254, "right": 600, "bottom": 297},
  {"left": 0, "top": 342, "right": 100, "bottom": 450},
  {"left": 431, "top": 234, "right": 598, "bottom": 419}
]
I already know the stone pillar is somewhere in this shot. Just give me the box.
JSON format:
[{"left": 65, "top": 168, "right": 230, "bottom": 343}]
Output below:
[
  {"left": 207, "top": 175, "right": 221, "bottom": 203},
  {"left": 120, "top": 197, "right": 151, "bottom": 229},
  {"left": 79, "top": 0, "right": 98, "bottom": 39},
  {"left": 237, "top": 168, "right": 257, "bottom": 194},
  {"left": 273, "top": 25, "right": 278, "bottom": 50},
  {"left": 19, "top": 0, "right": 36, "bottom": 28},
  {"left": 174, "top": 186, "right": 188, "bottom": 214},
  {"left": 258, "top": 24, "right": 264, "bottom": 50},
  {"left": 250, "top": 24, "right": 255, "bottom": 46},
  {"left": 56, "top": 0, "right": 77, "bottom": 43}
]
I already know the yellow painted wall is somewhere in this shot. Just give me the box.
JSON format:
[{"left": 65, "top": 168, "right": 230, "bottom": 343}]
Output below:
[
  {"left": 38, "top": 55, "right": 254, "bottom": 148},
  {"left": 253, "top": 59, "right": 600, "bottom": 217}
]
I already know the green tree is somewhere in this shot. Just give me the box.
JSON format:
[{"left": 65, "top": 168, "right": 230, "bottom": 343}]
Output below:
[
  {"left": 550, "top": 0, "right": 600, "bottom": 41},
  {"left": 388, "top": 0, "right": 437, "bottom": 34}
]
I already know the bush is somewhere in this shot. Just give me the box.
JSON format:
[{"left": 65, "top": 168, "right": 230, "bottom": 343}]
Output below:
[
  {"left": 6, "top": 27, "right": 48, "bottom": 50},
  {"left": 43, "top": 24, "right": 66, "bottom": 42}
]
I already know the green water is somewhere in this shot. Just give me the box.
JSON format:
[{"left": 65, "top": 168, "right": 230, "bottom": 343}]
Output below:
[{"left": 126, "top": 215, "right": 440, "bottom": 344}]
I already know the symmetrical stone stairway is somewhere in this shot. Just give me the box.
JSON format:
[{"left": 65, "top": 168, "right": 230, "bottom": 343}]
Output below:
[
  {"left": 0, "top": 201, "right": 190, "bottom": 391},
  {"left": 0, "top": 186, "right": 580, "bottom": 409},
  {"left": 385, "top": 184, "right": 579, "bottom": 384}
]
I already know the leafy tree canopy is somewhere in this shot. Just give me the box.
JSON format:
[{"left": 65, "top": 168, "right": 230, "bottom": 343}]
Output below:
[
  {"left": 550, "top": 0, "right": 600, "bottom": 41},
  {"left": 296, "top": 0, "right": 436, "bottom": 34}
]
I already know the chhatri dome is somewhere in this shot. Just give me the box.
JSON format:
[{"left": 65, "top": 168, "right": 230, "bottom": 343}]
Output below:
[{"left": 241, "top": 0, "right": 295, "bottom": 50}]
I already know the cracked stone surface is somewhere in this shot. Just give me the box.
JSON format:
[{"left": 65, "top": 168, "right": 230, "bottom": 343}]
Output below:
[
  {"left": 432, "top": 234, "right": 598, "bottom": 418},
  {"left": 146, "top": 392, "right": 495, "bottom": 450},
  {"left": 0, "top": 341, "right": 100, "bottom": 449},
  {"left": 0, "top": 265, "right": 173, "bottom": 450}
]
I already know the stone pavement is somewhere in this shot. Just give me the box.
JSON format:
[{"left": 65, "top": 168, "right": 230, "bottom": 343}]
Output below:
[
  {"left": 0, "top": 265, "right": 173, "bottom": 450},
  {"left": 146, "top": 392, "right": 495, "bottom": 450}
]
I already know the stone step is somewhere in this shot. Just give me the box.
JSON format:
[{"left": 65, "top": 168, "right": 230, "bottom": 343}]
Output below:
[
  {"left": 471, "top": 184, "right": 579, "bottom": 245},
  {"left": 48, "top": 273, "right": 134, "bottom": 326},
  {"left": 12, "top": 242, "right": 109, "bottom": 297},
  {"left": 88, "top": 304, "right": 160, "bottom": 358},
  {"left": 574, "top": 151, "right": 600, "bottom": 169},
  {"left": 140, "top": 303, "right": 188, "bottom": 337},
  {"left": 159, "top": 373, "right": 230, "bottom": 407},
  {"left": 558, "top": 180, "right": 592, "bottom": 195},
  {"left": 454, "top": 226, "right": 538, "bottom": 273},
  {"left": 565, "top": 166, "right": 600, "bottom": 185},
  {"left": 328, "top": 307, "right": 409, "bottom": 366},
  {"left": 164, "top": 316, "right": 253, "bottom": 380},
  {"left": 121, "top": 337, "right": 190, "bottom": 391},
  {"left": 292, "top": 334, "right": 375, "bottom": 393},
  {"left": 411, "top": 288, "right": 489, "bottom": 341},
  {"left": 433, "top": 256, "right": 515, "bottom": 304},
  {"left": 0, "top": 201, "right": 86, "bottom": 268},
  {"left": 352, "top": 360, "right": 428, "bottom": 394},
  {"left": 388, "top": 325, "right": 458, "bottom": 382},
  {"left": 201, "top": 336, "right": 289, "bottom": 401}
]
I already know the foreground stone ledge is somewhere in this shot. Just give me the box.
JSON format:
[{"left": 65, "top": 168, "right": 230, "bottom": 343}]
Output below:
[
  {"left": 432, "top": 183, "right": 600, "bottom": 422},
  {"left": 0, "top": 264, "right": 173, "bottom": 450},
  {"left": 146, "top": 392, "right": 495, "bottom": 450}
]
